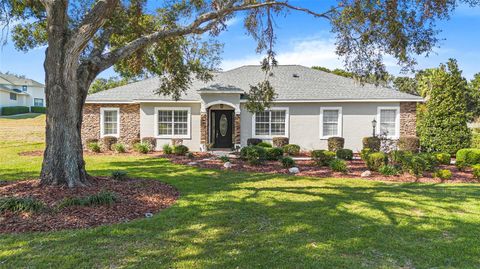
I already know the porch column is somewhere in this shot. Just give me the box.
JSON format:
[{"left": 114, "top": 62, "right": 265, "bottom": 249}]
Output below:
[
  {"left": 200, "top": 112, "right": 208, "bottom": 151},
  {"left": 234, "top": 113, "right": 241, "bottom": 148}
]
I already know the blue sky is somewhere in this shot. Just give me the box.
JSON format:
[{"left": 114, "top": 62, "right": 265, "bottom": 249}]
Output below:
[{"left": 1, "top": 2, "right": 479, "bottom": 83}]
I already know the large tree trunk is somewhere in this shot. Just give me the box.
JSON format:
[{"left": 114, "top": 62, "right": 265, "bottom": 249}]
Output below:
[
  {"left": 40, "top": 63, "right": 91, "bottom": 187},
  {"left": 39, "top": 0, "right": 92, "bottom": 187}
]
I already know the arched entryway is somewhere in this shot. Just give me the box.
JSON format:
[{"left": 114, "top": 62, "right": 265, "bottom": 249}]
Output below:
[{"left": 201, "top": 101, "right": 241, "bottom": 150}]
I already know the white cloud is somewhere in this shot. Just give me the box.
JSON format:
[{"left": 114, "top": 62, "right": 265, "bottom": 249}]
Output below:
[{"left": 220, "top": 36, "right": 344, "bottom": 71}]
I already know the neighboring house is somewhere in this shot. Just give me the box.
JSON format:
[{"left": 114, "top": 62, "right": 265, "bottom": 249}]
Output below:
[
  {"left": 0, "top": 73, "right": 45, "bottom": 114},
  {"left": 83, "top": 65, "right": 423, "bottom": 152}
]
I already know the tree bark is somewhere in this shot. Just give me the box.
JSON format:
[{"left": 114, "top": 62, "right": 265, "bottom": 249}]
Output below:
[{"left": 39, "top": 0, "right": 92, "bottom": 188}]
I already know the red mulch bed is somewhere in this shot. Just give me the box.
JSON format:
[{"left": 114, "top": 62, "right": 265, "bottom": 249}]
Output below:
[
  {"left": 167, "top": 155, "right": 478, "bottom": 184},
  {"left": 0, "top": 177, "right": 179, "bottom": 234}
]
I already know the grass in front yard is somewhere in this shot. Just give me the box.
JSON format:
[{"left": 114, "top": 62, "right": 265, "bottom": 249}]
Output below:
[{"left": 1, "top": 116, "right": 480, "bottom": 268}]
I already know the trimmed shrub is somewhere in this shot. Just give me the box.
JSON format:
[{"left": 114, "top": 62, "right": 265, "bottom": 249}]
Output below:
[
  {"left": 434, "top": 169, "right": 452, "bottom": 180},
  {"left": 397, "top": 136, "right": 420, "bottom": 153},
  {"left": 336, "top": 149, "right": 353, "bottom": 160},
  {"left": 0, "top": 197, "right": 45, "bottom": 213},
  {"left": 311, "top": 150, "right": 336, "bottom": 167},
  {"left": 30, "top": 106, "right": 46, "bottom": 113},
  {"left": 87, "top": 142, "right": 101, "bottom": 153},
  {"left": 111, "top": 170, "right": 127, "bottom": 180},
  {"left": 142, "top": 137, "right": 157, "bottom": 149},
  {"left": 379, "top": 165, "right": 399, "bottom": 176},
  {"left": 102, "top": 136, "right": 117, "bottom": 151},
  {"left": 328, "top": 137, "right": 345, "bottom": 152},
  {"left": 366, "top": 152, "right": 388, "bottom": 171},
  {"left": 435, "top": 152, "right": 451, "bottom": 165},
  {"left": 272, "top": 137, "right": 289, "bottom": 148},
  {"left": 247, "top": 138, "right": 262, "bottom": 146},
  {"left": 456, "top": 148, "right": 480, "bottom": 168},
  {"left": 280, "top": 157, "right": 295, "bottom": 168},
  {"left": 1, "top": 106, "right": 29, "bottom": 116},
  {"left": 134, "top": 142, "right": 151, "bottom": 154},
  {"left": 241, "top": 146, "right": 266, "bottom": 165},
  {"left": 329, "top": 159, "right": 348, "bottom": 173},
  {"left": 257, "top": 142, "right": 272, "bottom": 148},
  {"left": 113, "top": 143, "right": 126, "bottom": 153},
  {"left": 362, "top": 137, "right": 381, "bottom": 152},
  {"left": 162, "top": 144, "right": 173, "bottom": 154},
  {"left": 473, "top": 164, "right": 480, "bottom": 181},
  {"left": 173, "top": 145, "right": 189, "bottom": 156},
  {"left": 283, "top": 144, "right": 300, "bottom": 156},
  {"left": 219, "top": 156, "right": 230, "bottom": 163},
  {"left": 407, "top": 156, "right": 427, "bottom": 177},
  {"left": 266, "top": 147, "right": 284, "bottom": 161},
  {"left": 58, "top": 191, "right": 118, "bottom": 209}
]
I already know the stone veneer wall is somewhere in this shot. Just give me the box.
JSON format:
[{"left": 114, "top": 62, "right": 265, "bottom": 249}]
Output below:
[
  {"left": 400, "top": 102, "right": 417, "bottom": 136},
  {"left": 82, "top": 103, "right": 140, "bottom": 147}
]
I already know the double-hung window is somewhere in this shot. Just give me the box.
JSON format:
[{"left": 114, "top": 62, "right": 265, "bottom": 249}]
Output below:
[
  {"left": 155, "top": 107, "right": 191, "bottom": 138},
  {"left": 320, "top": 107, "right": 342, "bottom": 138},
  {"left": 100, "top": 108, "right": 120, "bottom": 137},
  {"left": 253, "top": 108, "right": 289, "bottom": 138},
  {"left": 377, "top": 106, "right": 400, "bottom": 138},
  {"left": 34, "top": 98, "right": 44, "bottom": 107},
  {"left": 9, "top": 93, "right": 17, "bottom": 100}
]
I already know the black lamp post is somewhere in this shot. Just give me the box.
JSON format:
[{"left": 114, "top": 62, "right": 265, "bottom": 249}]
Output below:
[{"left": 372, "top": 119, "right": 377, "bottom": 137}]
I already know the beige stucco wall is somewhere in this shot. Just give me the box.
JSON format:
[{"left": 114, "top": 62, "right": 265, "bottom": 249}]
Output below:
[
  {"left": 240, "top": 102, "right": 403, "bottom": 152},
  {"left": 140, "top": 103, "right": 202, "bottom": 151}
]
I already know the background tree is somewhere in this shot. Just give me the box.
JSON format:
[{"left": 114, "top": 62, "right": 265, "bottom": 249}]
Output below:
[
  {"left": 1, "top": 0, "right": 478, "bottom": 187},
  {"left": 417, "top": 59, "right": 472, "bottom": 154},
  {"left": 89, "top": 77, "right": 132, "bottom": 94}
]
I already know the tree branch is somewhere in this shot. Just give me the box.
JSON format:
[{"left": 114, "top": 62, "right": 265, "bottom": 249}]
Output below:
[
  {"left": 66, "top": 0, "right": 119, "bottom": 62},
  {"left": 96, "top": 1, "right": 336, "bottom": 72}
]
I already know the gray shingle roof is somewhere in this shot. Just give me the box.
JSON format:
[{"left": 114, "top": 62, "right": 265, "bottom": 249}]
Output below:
[
  {"left": 86, "top": 65, "right": 423, "bottom": 102},
  {"left": 0, "top": 73, "right": 44, "bottom": 87}
]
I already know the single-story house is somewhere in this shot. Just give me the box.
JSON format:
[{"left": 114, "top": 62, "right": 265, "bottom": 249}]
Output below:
[
  {"left": 0, "top": 73, "right": 45, "bottom": 114},
  {"left": 83, "top": 65, "right": 423, "bottom": 152}
]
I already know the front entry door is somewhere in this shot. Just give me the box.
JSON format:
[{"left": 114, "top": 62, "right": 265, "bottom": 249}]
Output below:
[{"left": 213, "top": 110, "right": 233, "bottom": 148}]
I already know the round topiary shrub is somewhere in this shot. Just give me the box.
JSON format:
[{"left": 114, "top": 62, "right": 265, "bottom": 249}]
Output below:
[
  {"left": 329, "top": 159, "right": 348, "bottom": 173},
  {"left": 280, "top": 156, "right": 295, "bottom": 168},
  {"left": 362, "top": 137, "right": 381, "bottom": 152},
  {"left": 366, "top": 152, "right": 388, "bottom": 171},
  {"left": 102, "top": 136, "right": 117, "bottom": 151},
  {"left": 142, "top": 137, "right": 157, "bottom": 149},
  {"left": 173, "top": 145, "right": 189, "bottom": 156},
  {"left": 456, "top": 148, "right": 480, "bottom": 168},
  {"left": 336, "top": 149, "right": 353, "bottom": 160},
  {"left": 266, "top": 147, "right": 284, "bottom": 161},
  {"left": 328, "top": 137, "right": 345, "bottom": 152},
  {"left": 435, "top": 152, "right": 451, "bottom": 165},
  {"left": 283, "top": 144, "right": 300, "bottom": 156},
  {"left": 397, "top": 136, "right": 420, "bottom": 153},
  {"left": 434, "top": 169, "right": 452, "bottom": 180},
  {"left": 311, "top": 150, "right": 336, "bottom": 167},
  {"left": 272, "top": 137, "right": 289, "bottom": 148},
  {"left": 240, "top": 146, "right": 266, "bottom": 165},
  {"left": 247, "top": 138, "right": 262, "bottom": 146}
]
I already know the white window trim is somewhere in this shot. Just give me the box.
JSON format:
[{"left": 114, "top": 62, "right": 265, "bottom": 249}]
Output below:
[
  {"left": 377, "top": 106, "right": 400, "bottom": 139},
  {"left": 319, "top": 107, "right": 343, "bottom": 139},
  {"left": 154, "top": 107, "right": 191, "bottom": 139},
  {"left": 34, "top": 98, "right": 44, "bottom": 107},
  {"left": 100, "top": 107, "right": 120, "bottom": 138},
  {"left": 251, "top": 107, "right": 290, "bottom": 139}
]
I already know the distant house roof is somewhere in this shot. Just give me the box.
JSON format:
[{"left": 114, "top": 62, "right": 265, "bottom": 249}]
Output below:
[
  {"left": 0, "top": 73, "right": 44, "bottom": 87},
  {"left": 86, "top": 65, "right": 423, "bottom": 103}
]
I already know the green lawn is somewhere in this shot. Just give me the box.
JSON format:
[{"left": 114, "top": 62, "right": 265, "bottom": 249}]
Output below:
[{"left": 1, "top": 116, "right": 480, "bottom": 268}]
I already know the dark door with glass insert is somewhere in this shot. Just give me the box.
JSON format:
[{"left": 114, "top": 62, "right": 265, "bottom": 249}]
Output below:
[{"left": 212, "top": 110, "right": 233, "bottom": 148}]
